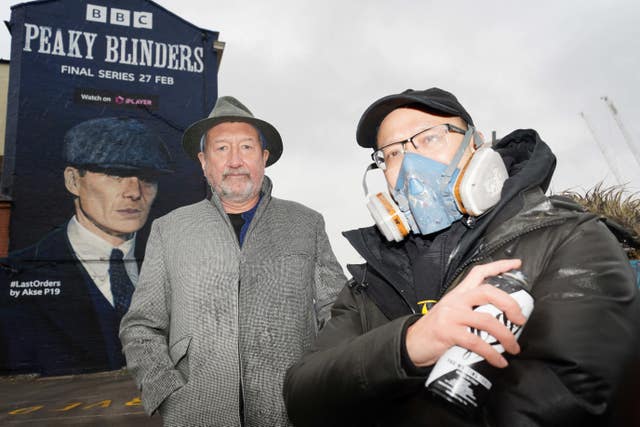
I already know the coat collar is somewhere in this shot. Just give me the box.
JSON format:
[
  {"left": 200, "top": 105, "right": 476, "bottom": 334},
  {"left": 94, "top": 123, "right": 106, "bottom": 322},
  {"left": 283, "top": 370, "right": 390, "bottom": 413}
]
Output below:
[{"left": 207, "top": 176, "right": 274, "bottom": 250}]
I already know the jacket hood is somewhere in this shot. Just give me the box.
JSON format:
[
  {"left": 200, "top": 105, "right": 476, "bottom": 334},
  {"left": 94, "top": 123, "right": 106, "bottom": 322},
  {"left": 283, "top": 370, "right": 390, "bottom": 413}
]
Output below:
[{"left": 495, "top": 129, "right": 556, "bottom": 206}]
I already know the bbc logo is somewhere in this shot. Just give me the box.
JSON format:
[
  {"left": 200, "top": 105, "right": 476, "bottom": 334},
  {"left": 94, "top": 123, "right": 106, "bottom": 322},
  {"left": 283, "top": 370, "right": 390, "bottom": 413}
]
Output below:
[{"left": 86, "top": 4, "right": 153, "bottom": 29}]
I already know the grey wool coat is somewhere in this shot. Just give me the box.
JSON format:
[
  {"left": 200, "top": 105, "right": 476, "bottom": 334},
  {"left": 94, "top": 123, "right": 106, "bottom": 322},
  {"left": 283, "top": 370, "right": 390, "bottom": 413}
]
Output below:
[{"left": 119, "top": 177, "right": 346, "bottom": 426}]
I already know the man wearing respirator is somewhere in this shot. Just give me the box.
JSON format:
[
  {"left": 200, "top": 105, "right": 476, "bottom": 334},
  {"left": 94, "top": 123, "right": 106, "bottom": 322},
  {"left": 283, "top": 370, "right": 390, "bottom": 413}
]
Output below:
[{"left": 284, "top": 88, "right": 640, "bottom": 426}]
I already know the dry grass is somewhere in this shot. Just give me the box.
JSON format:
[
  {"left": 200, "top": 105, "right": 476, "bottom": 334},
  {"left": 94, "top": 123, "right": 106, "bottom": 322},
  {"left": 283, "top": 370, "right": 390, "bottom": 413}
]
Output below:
[{"left": 561, "top": 183, "right": 640, "bottom": 259}]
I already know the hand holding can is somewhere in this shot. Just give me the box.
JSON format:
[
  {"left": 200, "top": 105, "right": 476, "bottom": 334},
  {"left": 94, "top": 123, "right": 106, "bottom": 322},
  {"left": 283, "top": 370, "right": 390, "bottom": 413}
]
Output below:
[{"left": 425, "top": 270, "right": 534, "bottom": 414}]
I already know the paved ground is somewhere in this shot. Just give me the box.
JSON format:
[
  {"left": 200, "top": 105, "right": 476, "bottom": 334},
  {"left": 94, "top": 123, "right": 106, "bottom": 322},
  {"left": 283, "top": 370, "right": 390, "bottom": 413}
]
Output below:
[
  {"left": 2, "top": 365, "right": 639, "bottom": 426},
  {"left": 0, "top": 369, "right": 161, "bottom": 426}
]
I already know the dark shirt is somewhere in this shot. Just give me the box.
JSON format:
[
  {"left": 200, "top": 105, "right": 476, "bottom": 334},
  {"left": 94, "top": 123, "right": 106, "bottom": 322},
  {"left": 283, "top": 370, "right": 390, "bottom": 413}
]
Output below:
[
  {"left": 228, "top": 213, "right": 245, "bottom": 244},
  {"left": 227, "top": 202, "right": 260, "bottom": 247}
]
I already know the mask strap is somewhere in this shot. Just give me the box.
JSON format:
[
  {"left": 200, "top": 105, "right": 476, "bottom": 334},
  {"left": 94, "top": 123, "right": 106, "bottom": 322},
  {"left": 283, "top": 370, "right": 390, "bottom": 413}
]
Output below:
[
  {"left": 472, "top": 130, "right": 482, "bottom": 149},
  {"left": 440, "top": 126, "right": 475, "bottom": 192},
  {"left": 362, "top": 162, "right": 378, "bottom": 196}
]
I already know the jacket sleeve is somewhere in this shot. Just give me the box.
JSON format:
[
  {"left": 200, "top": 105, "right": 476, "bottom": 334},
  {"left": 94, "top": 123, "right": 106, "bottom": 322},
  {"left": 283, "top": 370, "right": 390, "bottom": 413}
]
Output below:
[
  {"left": 312, "top": 216, "right": 347, "bottom": 329},
  {"left": 486, "top": 218, "right": 640, "bottom": 426},
  {"left": 119, "top": 221, "right": 184, "bottom": 415},
  {"left": 284, "top": 283, "right": 425, "bottom": 426}
]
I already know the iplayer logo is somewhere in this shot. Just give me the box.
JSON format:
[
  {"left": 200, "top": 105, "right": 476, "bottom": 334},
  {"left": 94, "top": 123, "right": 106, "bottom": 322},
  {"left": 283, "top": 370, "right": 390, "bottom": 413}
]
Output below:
[{"left": 86, "top": 3, "right": 153, "bottom": 29}]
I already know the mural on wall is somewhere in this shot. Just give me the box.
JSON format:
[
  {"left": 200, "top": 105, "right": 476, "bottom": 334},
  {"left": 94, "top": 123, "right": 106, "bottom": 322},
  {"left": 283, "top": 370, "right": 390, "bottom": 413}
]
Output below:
[{"left": 0, "top": 0, "right": 221, "bottom": 375}]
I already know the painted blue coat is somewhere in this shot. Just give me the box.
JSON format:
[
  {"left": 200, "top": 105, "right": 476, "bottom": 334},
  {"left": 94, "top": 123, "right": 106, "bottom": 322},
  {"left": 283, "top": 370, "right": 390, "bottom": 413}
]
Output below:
[{"left": 0, "top": 225, "right": 127, "bottom": 375}]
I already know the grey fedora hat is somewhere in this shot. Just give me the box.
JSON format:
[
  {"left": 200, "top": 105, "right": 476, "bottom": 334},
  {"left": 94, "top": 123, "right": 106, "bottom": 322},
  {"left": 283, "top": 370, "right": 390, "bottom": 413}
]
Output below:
[{"left": 182, "top": 96, "right": 283, "bottom": 167}]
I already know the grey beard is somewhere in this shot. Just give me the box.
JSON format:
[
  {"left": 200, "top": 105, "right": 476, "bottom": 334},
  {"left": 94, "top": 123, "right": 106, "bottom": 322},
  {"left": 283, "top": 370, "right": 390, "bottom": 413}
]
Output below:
[
  {"left": 208, "top": 177, "right": 258, "bottom": 204},
  {"left": 219, "top": 182, "right": 255, "bottom": 203}
]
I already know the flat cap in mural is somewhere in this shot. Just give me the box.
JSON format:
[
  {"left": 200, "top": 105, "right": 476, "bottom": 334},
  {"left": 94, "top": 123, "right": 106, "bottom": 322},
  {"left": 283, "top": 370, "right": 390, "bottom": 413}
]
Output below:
[{"left": 63, "top": 117, "right": 174, "bottom": 174}]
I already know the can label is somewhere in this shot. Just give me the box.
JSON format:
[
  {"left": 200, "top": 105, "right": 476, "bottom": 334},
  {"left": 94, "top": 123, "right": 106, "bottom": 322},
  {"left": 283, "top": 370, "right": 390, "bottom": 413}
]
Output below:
[{"left": 425, "top": 279, "right": 534, "bottom": 411}]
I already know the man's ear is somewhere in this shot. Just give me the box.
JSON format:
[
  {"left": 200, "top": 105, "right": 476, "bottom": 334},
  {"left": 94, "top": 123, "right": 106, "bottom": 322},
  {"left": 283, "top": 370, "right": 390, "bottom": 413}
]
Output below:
[
  {"left": 64, "top": 167, "right": 80, "bottom": 196},
  {"left": 262, "top": 149, "right": 270, "bottom": 167},
  {"left": 197, "top": 152, "right": 206, "bottom": 172}
]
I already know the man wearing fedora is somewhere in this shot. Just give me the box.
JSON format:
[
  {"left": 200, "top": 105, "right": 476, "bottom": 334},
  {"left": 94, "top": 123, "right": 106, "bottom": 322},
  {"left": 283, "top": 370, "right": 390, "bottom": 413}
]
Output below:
[
  {"left": 120, "top": 96, "right": 345, "bottom": 426},
  {"left": 0, "top": 117, "right": 173, "bottom": 376}
]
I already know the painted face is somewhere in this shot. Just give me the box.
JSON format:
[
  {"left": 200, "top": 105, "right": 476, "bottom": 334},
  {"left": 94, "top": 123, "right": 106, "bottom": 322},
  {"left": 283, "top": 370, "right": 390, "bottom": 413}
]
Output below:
[
  {"left": 197, "top": 121, "right": 269, "bottom": 208},
  {"left": 376, "top": 108, "right": 469, "bottom": 190},
  {"left": 64, "top": 167, "right": 158, "bottom": 246}
]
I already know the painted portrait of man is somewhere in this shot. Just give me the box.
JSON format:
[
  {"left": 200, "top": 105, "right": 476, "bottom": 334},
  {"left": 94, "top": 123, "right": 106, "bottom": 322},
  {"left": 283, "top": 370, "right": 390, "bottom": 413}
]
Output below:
[{"left": 0, "top": 117, "right": 173, "bottom": 375}]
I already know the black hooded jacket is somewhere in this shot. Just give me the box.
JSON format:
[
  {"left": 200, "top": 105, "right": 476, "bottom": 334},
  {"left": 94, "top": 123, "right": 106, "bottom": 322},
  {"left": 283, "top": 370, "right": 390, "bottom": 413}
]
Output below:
[{"left": 284, "top": 129, "right": 640, "bottom": 426}]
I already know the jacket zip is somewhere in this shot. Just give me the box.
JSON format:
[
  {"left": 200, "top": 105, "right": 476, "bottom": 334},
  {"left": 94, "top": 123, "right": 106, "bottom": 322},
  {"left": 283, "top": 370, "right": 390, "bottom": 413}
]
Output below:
[
  {"left": 349, "top": 278, "right": 372, "bottom": 332},
  {"left": 439, "top": 217, "right": 566, "bottom": 299}
]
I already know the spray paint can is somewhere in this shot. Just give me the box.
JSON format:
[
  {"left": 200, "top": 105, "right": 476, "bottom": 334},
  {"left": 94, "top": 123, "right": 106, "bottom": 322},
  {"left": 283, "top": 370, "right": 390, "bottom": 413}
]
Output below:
[{"left": 425, "top": 270, "right": 534, "bottom": 414}]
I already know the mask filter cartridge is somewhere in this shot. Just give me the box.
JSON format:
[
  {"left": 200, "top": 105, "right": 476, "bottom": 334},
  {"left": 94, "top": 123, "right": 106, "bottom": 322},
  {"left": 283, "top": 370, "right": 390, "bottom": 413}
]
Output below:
[{"left": 366, "top": 192, "right": 411, "bottom": 242}]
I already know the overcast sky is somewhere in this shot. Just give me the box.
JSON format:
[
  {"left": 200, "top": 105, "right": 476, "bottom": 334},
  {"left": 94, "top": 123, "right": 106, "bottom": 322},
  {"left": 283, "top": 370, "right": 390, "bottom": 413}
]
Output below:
[{"left": 2, "top": 0, "right": 639, "bottom": 268}]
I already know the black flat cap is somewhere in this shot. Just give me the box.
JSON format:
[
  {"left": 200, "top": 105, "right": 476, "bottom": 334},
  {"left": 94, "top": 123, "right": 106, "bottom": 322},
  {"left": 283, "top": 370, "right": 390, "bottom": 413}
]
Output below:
[{"left": 356, "top": 88, "right": 474, "bottom": 148}]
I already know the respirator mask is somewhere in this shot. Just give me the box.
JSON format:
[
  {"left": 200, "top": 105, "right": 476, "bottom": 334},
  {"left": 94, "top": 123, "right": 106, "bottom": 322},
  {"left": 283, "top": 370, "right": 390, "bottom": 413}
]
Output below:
[{"left": 363, "top": 127, "right": 509, "bottom": 242}]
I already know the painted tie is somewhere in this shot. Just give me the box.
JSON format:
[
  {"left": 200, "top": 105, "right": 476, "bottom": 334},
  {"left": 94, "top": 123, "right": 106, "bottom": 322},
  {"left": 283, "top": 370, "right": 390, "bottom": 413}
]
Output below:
[{"left": 109, "top": 248, "right": 134, "bottom": 318}]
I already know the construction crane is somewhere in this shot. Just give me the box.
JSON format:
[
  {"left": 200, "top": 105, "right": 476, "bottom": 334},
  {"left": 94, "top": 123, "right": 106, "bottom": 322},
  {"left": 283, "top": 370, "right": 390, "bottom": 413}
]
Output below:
[
  {"left": 580, "top": 111, "right": 624, "bottom": 185},
  {"left": 601, "top": 96, "right": 640, "bottom": 168}
]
